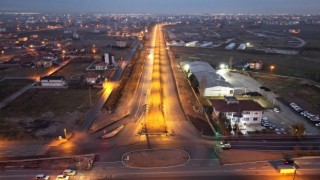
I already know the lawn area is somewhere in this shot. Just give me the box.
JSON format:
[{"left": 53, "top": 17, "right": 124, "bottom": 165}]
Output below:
[
  {"left": 250, "top": 73, "right": 320, "bottom": 114},
  {"left": 0, "top": 79, "right": 34, "bottom": 101},
  {"left": 0, "top": 88, "right": 102, "bottom": 118}
]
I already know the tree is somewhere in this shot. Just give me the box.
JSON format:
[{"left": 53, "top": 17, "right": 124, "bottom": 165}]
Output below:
[
  {"left": 198, "top": 75, "right": 207, "bottom": 101},
  {"left": 290, "top": 123, "right": 306, "bottom": 137},
  {"left": 228, "top": 56, "right": 234, "bottom": 69}
]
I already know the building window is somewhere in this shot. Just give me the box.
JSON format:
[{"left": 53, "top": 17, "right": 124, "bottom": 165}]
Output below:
[
  {"left": 243, "top": 111, "right": 250, "bottom": 115},
  {"left": 242, "top": 117, "right": 249, "bottom": 121},
  {"left": 254, "top": 112, "right": 259, "bottom": 115},
  {"left": 227, "top": 112, "right": 232, "bottom": 116},
  {"left": 253, "top": 117, "right": 258, "bottom": 121}
]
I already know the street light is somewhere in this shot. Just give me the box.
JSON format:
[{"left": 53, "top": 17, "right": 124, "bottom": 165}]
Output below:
[
  {"left": 270, "top": 65, "right": 275, "bottom": 73},
  {"left": 220, "top": 64, "right": 226, "bottom": 69}
]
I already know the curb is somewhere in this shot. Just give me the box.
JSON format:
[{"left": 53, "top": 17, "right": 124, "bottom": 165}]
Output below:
[{"left": 121, "top": 148, "right": 190, "bottom": 169}]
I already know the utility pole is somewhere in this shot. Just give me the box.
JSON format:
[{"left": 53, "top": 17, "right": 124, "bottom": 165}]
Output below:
[{"left": 89, "top": 87, "right": 92, "bottom": 107}]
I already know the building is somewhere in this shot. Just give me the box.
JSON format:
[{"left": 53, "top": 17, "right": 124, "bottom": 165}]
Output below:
[
  {"left": 249, "top": 60, "right": 263, "bottom": 70},
  {"left": 35, "top": 59, "right": 53, "bottom": 68},
  {"left": 84, "top": 72, "right": 101, "bottom": 84},
  {"left": 225, "top": 43, "right": 236, "bottom": 50},
  {"left": 181, "top": 61, "right": 234, "bottom": 97},
  {"left": 116, "top": 40, "right": 127, "bottom": 48},
  {"left": 211, "top": 96, "right": 264, "bottom": 128},
  {"left": 95, "top": 61, "right": 108, "bottom": 70},
  {"left": 40, "top": 76, "right": 67, "bottom": 87},
  {"left": 185, "top": 41, "right": 198, "bottom": 47}
]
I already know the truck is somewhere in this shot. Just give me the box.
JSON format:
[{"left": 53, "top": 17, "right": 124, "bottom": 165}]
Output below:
[{"left": 278, "top": 165, "right": 296, "bottom": 174}]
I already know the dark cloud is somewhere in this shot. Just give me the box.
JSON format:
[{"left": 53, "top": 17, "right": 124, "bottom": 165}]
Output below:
[{"left": 1, "top": 0, "right": 319, "bottom": 14}]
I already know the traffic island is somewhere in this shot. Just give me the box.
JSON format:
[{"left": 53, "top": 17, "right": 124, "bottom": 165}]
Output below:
[{"left": 122, "top": 149, "right": 190, "bottom": 168}]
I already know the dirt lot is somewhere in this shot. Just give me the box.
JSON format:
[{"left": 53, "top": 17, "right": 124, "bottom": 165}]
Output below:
[
  {"left": 172, "top": 46, "right": 320, "bottom": 81},
  {"left": 0, "top": 88, "right": 102, "bottom": 140},
  {"left": 0, "top": 79, "right": 34, "bottom": 101},
  {"left": 249, "top": 73, "right": 320, "bottom": 115},
  {"left": 53, "top": 61, "right": 91, "bottom": 79},
  {"left": 0, "top": 65, "right": 52, "bottom": 79}
]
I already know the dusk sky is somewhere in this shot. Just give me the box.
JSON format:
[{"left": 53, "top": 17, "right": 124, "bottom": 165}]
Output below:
[{"left": 1, "top": 0, "right": 320, "bottom": 14}]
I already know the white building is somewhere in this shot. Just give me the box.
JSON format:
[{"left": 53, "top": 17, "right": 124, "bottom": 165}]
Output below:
[
  {"left": 116, "top": 40, "right": 127, "bottom": 48},
  {"left": 181, "top": 61, "right": 234, "bottom": 97},
  {"left": 40, "top": 76, "right": 67, "bottom": 87},
  {"left": 225, "top": 43, "right": 236, "bottom": 50},
  {"left": 211, "top": 96, "right": 264, "bottom": 127},
  {"left": 185, "top": 41, "right": 198, "bottom": 47}
]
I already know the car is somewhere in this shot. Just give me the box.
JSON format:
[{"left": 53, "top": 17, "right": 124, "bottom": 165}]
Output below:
[
  {"left": 262, "top": 117, "right": 268, "bottom": 121},
  {"left": 274, "top": 108, "right": 280, "bottom": 113},
  {"left": 275, "top": 128, "right": 282, "bottom": 134},
  {"left": 290, "top": 103, "right": 297, "bottom": 107},
  {"left": 315, "top": 123, "right": 320, "bottom": 127},
  {"left": 55, "top": 175, "right": 69, "bottom": 180},
  {"left": 35, "top": 174, "right": 50, "bottom": 180},
  {"left": 284, "top": 159, "right": 295, "bottom": 165},
  {"left": 63, "top": 169, "right": 77, "bottom": 176},
  {"left": 220, "top": 141, "right": 231, "bottom": 149},
  {"left": 262, "top": 123, "right": 271, "bottom": 127},
  {"left": 268, "top": 125, "right": 276, "bottom": 130}
]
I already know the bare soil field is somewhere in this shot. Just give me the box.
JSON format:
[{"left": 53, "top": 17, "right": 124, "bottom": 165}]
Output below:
[
  {"left": 172, "top": 46, "right": 320, "bottom": 81},
  {"left": 0, "top": 65, "right": 52, "bottom": 79},
  {"left": 250, "top": 73, "right": 320, "bottom": 115},
  {"left": 0, "top": 79, "right": 34, "bottom": 101},
  {"left": 0, "top": 88, "right": 102, "bottom": 140}
]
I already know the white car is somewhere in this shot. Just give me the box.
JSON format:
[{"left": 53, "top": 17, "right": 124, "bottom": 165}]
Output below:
[
  {"left": 55, "top": 175, "right": 69, "bottom": 180},
  {"left": 35, "top": 174, "right": 50, "bottom": 180},
  {"left": 274, "top": 108, "right": 280, "bottom": 113},
  {"left": 63, "top": 169, "right": 77, "bottom": 176},
  {"left": 262, "top": 117, "right": 268, "bottom": 121},
  {"left": 315, "top": 123, "right": 320, "bottom": 127},
  {"left": 220, "top": 141, "right": 231, "bottom": 149}
]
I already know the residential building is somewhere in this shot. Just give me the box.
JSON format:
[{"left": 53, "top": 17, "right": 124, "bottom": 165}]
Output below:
[
  {"left": 84, "top": 72, "right": 101, "bottom": 84},
  {"left": 35, "top": 59, "right": 53, "bottom": 68},
  {"left": 40, "top": 76, "right": 67, "bottom": 87},
  {"left": 95, "top": 62, "right": 108, "bottom": 70},
  {"left": 210, "top": 96, "right": 264, "bottom": 128}
]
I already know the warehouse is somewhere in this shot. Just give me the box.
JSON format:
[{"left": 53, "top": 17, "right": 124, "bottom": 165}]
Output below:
[{"left": 181, "top": 61, "right": 234, "bottom": 97}]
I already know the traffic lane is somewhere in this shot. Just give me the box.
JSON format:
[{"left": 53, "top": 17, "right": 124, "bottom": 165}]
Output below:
[{"left": 115, "top": 175, "right": 319, "bottom": 180}]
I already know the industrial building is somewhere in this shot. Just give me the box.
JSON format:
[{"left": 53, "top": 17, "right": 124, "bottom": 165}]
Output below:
[{"left": 181, "top": 61, "right": 234, "bottom": 97}]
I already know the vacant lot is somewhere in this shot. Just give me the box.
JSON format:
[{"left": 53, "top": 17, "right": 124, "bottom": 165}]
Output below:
[
  {"left": 250, "top": 73, "right": 320, "bottom": 114},
  {"left": 0, "top": 88, "right": 102, "bottom": 139},
  {"left": 0, "top": 79, "right": 34, "bottom": 101},
  {"left": 172, "top": 46, "right": 320, "bottom": 81},
  {"left": 0, "top": 65, "right": 52, "bottom": 79},
  {"left": 53, "top": 62, "right": 91, "bottom": 78}
]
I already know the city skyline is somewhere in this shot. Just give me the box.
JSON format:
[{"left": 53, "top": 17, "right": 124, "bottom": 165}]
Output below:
[{"left": 1, "top": 0, "right": 320, "bottom": 14}]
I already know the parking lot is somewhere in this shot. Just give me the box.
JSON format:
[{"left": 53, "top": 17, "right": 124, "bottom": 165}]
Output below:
[{"left": 218, "top": 70, "right": 320, "bottom": 135}]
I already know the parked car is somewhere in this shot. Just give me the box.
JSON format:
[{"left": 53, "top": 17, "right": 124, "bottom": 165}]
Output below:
[
  {"left": 275, "top": 129, "right": 282, "bottom": 134},
  {"left": 35, "top": 174, "right": 50, "bottom": 180},
  {"left": 262, "top": 117, "right": 268, "bottom": 121},
  {"left": 315, "top": 123, "right": 320, "bottom": 127},
  {"left": 63, "top": 169, "right": 77, "bottom": 176},
  {"left": 274, "top": 108, "right": 280, "bottom": 113},
  {"left": 262, "top": 123, "right": 271, "bottom": 127},
  {"left": 55, "top": 175, "right": 69, "bottom": 180},
  {"left": 268, "top": 125, "right": 276, "bottom": 130}
]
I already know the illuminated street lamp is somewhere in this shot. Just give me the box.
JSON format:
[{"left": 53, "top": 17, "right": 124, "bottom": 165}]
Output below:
[
  {"left": 270, "top": 65, "right": 275, "bottom": 73},
  {"left": 220, "top": 64, "right": 226, "bottom": 69}
]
